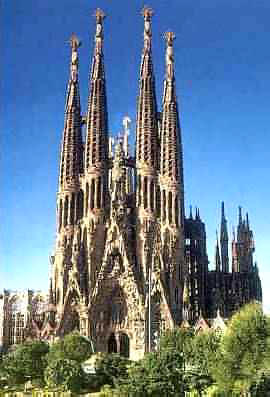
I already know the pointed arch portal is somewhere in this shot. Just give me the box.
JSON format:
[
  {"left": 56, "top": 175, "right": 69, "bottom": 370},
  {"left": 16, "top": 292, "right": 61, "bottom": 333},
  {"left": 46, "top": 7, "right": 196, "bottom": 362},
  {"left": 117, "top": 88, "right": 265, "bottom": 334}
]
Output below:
[
  {"left": 107, "top": 332, "right": 130, "bottom": 358},
  {"left": 108, "top": 333, "right": 117, "bottom": 354},
  {"left": 119, "top": 332, "right": 130, "bottom": 358}
]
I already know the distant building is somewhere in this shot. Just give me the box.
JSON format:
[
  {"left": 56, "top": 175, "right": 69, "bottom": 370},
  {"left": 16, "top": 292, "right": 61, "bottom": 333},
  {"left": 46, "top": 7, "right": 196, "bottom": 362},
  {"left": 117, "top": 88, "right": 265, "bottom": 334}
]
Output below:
[
  {"left": 1, "top": 8, "right": 262, "bottom": 359},
  {"left": 0, "top": 290, "right": 48, "bottom": 351}
]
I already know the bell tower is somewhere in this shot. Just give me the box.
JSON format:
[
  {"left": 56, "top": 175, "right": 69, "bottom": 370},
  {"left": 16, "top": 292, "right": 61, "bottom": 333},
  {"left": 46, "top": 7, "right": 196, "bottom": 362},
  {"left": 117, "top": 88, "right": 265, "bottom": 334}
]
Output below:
[
  {"left": 135, "top": 7, "right": 159, "bottom": 279},
  {"left": 53, "top": 33, "right": 84, "bottom": 312},
  {"left": 159, "top": 32, "right": 185, "bottom": 321},
  {"left": 84, "top": 9, "right": 109, "bottom": 289}
]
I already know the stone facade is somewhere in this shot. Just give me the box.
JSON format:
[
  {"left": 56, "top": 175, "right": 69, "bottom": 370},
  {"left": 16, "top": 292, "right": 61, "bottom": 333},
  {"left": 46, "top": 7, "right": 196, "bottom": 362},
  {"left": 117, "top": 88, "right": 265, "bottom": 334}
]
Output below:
[{"left": 1, "top": 8, "right": 262, "bottom": 359}]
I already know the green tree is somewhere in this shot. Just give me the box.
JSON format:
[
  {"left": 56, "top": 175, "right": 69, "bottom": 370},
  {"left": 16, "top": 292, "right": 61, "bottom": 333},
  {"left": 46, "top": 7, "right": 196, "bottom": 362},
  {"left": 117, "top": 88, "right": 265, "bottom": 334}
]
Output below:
[
  {"left": 185, "top": 330, "right": 221, "bottom": 395},
  {"left": 94, "top": 353, "right": 129, "bottom": 388},
  {"left": 44, "top": 357, "right": 85, "bottom": 393},
  {"left": 46, "top": 332, "right": 93, "bottom": 364},
  {"left": 190, "top": 330, "right": 220, "bottom": 375},
  {"left": 213, "top": 302, "right": 270, "bottom": 395},
  {"left": 1, "top": 340, "right": 49, "bottom": 386},
  {"left": 250, "top": 368, "right": 270, "bottom": 396},
  {"left": 159, "top": 327, "right": 194, "bottom": 359},
  {"left": 117, "top": 349, "right": 186, "bottom": 396}
]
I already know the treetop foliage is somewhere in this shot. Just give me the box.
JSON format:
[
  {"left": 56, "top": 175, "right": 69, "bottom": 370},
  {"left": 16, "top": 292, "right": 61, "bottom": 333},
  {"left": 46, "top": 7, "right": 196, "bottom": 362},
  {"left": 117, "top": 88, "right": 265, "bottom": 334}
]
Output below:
[{"left": 46, "top": 331, "right": 93, "bottom": 364}]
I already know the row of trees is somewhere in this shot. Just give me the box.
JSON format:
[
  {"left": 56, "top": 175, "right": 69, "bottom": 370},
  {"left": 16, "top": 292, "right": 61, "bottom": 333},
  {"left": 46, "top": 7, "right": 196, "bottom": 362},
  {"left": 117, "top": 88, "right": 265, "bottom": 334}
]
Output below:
[
  {"left": 0, "top": 303, "right": 270, "bottom": 395},
  {"left": 0, "top": 332, "right": 130, "bottom": 393},
  {"left": 104, "top": 303, "right": 270, "bottom": 396},
  {"left": 0, "top": 333, "right": 93, "bottom": 392}
]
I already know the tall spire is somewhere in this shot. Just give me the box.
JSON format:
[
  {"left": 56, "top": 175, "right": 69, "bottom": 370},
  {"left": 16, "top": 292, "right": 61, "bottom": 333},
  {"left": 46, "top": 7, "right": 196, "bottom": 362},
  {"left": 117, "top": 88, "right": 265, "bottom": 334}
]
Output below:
[
  {"left": 237, "top": 205, "right": 244, "bottom": 242},
  {"left": 159, "top": 30, "right": 185, "bottom": 319},
  {"left": 160, "top": 31, "right": 184, "bottom": 227},
  {"left": 59, "top": 33, "right": 83, "bottom": 189},
  {"left": 85, "top": 9, "right": 108, "bottom": 170},
  {"left": 246, "top": 212, "right": 249, "bottom": 229},
  {"left": 84, "top": 9, "right": 109, "bottom": 212},
  {"left": 136, "top": 6, "right": 159, "bottom": 216},
  {"left": 220, "top": 202, "right": 229, "bottom": 272},
  {"left": 215, "top": 231, "right": 221, "bottom": 272},
  {"left": 238, "top": 206, "right": 242, "bottom": 225}
]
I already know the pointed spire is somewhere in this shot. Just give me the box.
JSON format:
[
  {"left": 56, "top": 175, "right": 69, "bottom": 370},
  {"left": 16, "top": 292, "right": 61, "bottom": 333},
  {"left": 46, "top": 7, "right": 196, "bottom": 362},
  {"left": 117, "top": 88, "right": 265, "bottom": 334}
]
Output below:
[
  {"left": 91, "top": 8, "right": 105, "bottom": 79},
  {"left": 220, "top": 202, "right": 228, "bottom": 239},
  {"left": 221, "top": 201, "right": 225, "bottom": 218},
  {"left": 136, "top": 6, "right": 158, "bottom": 173},
  {"left": 160, "top": 32, "right": 184, "bottom": 230},
  {"left": 246, "top": 212, "right": 249, "bottom": 229},
  {"left": 237, "top": 206, "right": 244, "bottom": 242},
  {"left": 85, "top": 8, "right": 108, "bottom": 171},
  {"left": 59, "top": 33, "right": 83, "bottom": 189},
  {"left": 189, "top": 205, "right": 193, "bottom": 219},
  {"left": 215, "top": 231, "right": 221, "bottom": 272},
  {"left": 160, "top": 31, "right": 183, "bottom": 182},
  {"left": 238, "top": 206, "right": 242, "bottom": 225},
  {"left": 140, "top": 6, "right": 154, "bottom": 77},
  {"left": 220, "top": 202, "right": 229, "bottom": 272}
]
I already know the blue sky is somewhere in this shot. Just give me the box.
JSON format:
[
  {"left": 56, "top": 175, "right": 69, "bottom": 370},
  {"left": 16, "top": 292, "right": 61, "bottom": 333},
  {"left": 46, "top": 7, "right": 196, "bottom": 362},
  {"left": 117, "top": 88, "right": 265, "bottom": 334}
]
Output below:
[{"left": 1, "top": 0, "right": 269, "bottom": 310}]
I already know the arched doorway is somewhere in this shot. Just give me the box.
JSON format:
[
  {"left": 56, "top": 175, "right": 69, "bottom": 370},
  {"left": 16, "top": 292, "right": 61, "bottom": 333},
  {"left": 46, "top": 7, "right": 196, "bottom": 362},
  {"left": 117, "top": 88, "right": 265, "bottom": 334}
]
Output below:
[
  {"left": 119, "top": 332, "right": 130, "bottom": 358},
  {"left": 108, "top": 333, "right": 117, "bottom": 354}
]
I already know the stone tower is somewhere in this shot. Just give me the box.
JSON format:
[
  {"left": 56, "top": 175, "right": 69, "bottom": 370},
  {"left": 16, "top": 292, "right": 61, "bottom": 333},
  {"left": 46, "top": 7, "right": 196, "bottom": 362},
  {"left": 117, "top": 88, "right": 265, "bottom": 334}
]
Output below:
[{"left": 220, "top": 202, "right": 229, "bottom": 273}]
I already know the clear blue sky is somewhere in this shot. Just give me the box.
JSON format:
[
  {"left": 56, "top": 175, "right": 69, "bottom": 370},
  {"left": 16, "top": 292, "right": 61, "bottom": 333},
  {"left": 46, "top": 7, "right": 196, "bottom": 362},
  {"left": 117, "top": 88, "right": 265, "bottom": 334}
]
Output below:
[{"left": 1, "top": 0, "right": 269, "bottom": 310}]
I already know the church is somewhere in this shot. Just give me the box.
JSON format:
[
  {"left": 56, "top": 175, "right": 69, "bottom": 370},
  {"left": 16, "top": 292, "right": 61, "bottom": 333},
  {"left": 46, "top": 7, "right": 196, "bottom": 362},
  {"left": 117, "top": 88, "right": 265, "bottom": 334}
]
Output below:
[{"left": 0, "top": 8, "right": 262, "bottom": 360}]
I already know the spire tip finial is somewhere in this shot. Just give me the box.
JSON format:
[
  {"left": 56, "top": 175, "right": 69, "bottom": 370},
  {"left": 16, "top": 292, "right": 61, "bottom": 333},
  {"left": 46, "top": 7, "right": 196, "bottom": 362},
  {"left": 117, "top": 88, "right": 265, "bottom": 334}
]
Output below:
[
  {"left": 94, "top": 8, "right": 106, "bottom": 22},
  {"left": 141, "top": 5, "right": 154, "bottom": 19},
  {"left": 69, "top": 33, "right": 81, "bottom": 50},
  {"left": 238, "top": 206, "right": 242, "bottom": 224},
  {"left": 164, "top": 31, "right": 176, "bottom": 46},
  {"left": 164, "top": 32, "right": 176, "bottom": 81}
]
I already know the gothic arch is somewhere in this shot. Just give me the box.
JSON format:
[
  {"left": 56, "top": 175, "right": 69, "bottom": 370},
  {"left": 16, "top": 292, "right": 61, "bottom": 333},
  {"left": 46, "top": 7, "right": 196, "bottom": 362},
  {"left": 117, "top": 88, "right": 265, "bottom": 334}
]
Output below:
[
  {"left": 119, "top": 332, "right": 130, "bottom": 358},
  {"left": 60, "top": 289, "right": 80, "bottom": 335},
  {"left": 108, "top": 333, "right": 117, "bottom": 353},
  {"left": 77, "top": 189, "right": 84, "bottom": 220}
]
